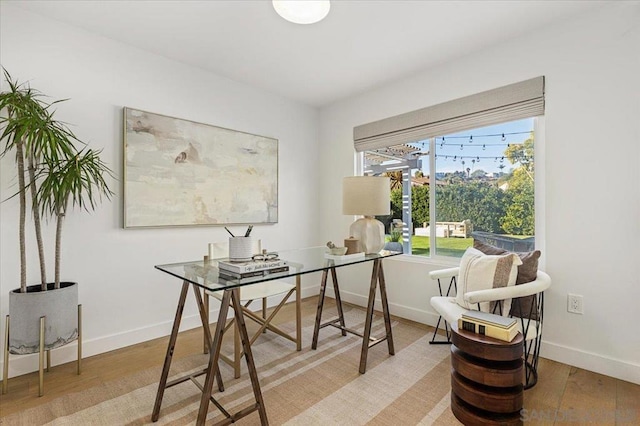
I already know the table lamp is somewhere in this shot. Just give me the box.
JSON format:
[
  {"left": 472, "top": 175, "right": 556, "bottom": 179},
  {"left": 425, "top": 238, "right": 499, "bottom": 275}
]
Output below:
[{"left": 342, "top": 176, "right": 391, "bottom": 254}]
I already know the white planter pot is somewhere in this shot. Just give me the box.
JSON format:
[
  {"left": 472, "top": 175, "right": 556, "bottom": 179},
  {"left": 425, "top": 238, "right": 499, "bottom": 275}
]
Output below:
[
  {"left": 383, "top": 241, "right": 404, "bottom": 253},
  {"left": 8, "top": 282, "right": 78, "bottom": 355}
]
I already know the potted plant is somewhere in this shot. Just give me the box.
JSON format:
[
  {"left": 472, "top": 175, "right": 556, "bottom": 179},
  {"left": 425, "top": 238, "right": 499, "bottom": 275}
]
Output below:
[
  {"left": 0, "top": 69, "right": 113, "bottom": 359},
  {"left": 384, "top": 229, "right": 404, "bottom": 253}
]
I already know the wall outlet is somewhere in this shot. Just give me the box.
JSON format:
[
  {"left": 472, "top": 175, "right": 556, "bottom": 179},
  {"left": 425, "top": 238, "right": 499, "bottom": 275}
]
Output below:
[{"left": 567, "top": 294, "right": 584, "bottom": 314}]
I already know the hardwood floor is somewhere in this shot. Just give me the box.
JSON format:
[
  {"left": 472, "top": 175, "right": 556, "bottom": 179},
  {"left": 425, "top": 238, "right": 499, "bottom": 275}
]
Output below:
[{"left": 1, "top": 297, "right": 638, "bottom": 425}]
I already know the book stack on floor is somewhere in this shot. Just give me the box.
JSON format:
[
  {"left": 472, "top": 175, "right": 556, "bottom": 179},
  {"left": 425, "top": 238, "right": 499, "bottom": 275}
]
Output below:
[
  {"left": 458, "top": 310, "right": 519, "bottom": 342},
  {"left": 218, "top": 258, "right": 289, "bottom": 281}
]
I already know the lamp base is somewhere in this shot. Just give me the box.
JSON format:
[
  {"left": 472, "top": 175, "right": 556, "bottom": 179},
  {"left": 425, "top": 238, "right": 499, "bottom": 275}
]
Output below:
[{"left": 349, "top": 216, "right": 385, "bottom": 254}]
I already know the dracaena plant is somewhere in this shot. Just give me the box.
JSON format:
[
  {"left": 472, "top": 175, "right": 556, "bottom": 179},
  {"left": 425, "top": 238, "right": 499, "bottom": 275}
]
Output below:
[{"left": 0, "top": 69, "right": 113, "bottom": 292}]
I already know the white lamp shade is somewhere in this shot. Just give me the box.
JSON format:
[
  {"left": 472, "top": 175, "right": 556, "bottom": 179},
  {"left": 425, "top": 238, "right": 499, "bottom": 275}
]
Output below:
[
  {"left": 342, "top": 176, "right": 391, "bottom": 216},
  {"left": 343, "top": 176, "right": 390, "bottom": 254}
]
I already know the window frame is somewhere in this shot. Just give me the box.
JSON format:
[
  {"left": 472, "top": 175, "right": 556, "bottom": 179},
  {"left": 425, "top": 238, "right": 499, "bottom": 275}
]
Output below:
[{"left": 357, "top": 116, "right": 544, "bottom": 262}]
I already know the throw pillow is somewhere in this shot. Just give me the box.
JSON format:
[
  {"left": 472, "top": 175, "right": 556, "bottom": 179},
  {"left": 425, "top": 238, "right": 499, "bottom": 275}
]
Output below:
[
  {"left": 455, "top": 247, "right": 522, "bottom": 316},
  {"left": 473, "top": 240, "right": 541, "bottom": 319}
]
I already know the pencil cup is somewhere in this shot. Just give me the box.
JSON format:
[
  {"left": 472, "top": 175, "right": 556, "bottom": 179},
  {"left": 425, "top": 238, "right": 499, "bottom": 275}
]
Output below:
[{"left": 229, "top": 236, "right": 253, "bottom": 262}]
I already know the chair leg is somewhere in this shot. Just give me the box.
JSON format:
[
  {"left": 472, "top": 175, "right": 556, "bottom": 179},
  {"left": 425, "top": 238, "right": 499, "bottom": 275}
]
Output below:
[
  {"left": 2, "top": 315, "right": 9, "bottom": 394},
  {"left": 430, "top": 277, "right": 455, "bottom": 344},
  {"left": 523, "top": 335, "right": 541, "bottom": 389},
  {"left": 296, "top": 275, "right": 301, "bottom": 351},
  {"left": 429, "top": 316, "right": 452, "bottom": 345},
  {"left": 519, "top": 292, "right": 544, "bottom": 390},
  {"left": 39, "top": 316, "right": 45, "bottom": 397},
  {"left": 77, "top": 304, "right": 82, "bottom": 375}
]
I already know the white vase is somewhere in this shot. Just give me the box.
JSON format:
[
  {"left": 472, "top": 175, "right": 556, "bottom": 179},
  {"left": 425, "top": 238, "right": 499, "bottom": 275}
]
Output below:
[{"left": 349, "top": 216, "right": 385, "bottom": 254}]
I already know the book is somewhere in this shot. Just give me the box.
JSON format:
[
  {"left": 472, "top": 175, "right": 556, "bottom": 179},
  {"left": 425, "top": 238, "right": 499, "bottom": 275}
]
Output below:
[
  {"left": 461, "top": 310, "right": 517, "bottom": 329},
  {"left": 458, "top": 317, "right": 519, "bottom": 342},
  {"left": 218, "top": 259, "right": 288, "bottom": 274},
  {"left": 218, "top": 266, "right": 290, "bottom": 280}
]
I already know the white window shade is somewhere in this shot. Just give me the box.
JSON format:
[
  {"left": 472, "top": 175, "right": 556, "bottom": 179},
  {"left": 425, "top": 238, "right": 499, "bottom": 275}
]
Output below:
[{"left": 354, "top": 77, "right": 544, "bottom": 152}]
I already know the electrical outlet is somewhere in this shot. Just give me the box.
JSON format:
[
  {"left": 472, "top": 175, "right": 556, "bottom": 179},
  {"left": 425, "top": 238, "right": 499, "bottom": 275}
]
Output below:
[{"left": 567, "top": 294, "right": 584, "bottom": 314}]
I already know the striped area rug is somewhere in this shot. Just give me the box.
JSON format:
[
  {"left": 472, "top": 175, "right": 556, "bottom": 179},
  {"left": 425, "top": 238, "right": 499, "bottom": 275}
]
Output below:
[{"left": 2, "top": 305, "right": 461, "bottom": 425}]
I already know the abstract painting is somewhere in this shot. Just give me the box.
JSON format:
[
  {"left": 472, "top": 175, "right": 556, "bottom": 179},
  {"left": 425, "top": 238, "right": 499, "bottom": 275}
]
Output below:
[{"left": 123, "top": 108, "right": 278, "bottom": 228}]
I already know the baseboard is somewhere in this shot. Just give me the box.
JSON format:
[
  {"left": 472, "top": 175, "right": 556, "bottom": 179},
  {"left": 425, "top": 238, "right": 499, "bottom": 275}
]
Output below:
[
  {"left": 541, "top": 341, "right": 640, "bottom": 385},
  {"left": 0, "top": 285, "right": 318, "bottom": 379},
  {"left": 4, "top": 285, "right": 638, "bottom": 386},
  {"left": 327, "top": 287, "right": 640, "bottom": 386},
  {"left": 324, "top": 287, "right": 441, "bottom": 327}
]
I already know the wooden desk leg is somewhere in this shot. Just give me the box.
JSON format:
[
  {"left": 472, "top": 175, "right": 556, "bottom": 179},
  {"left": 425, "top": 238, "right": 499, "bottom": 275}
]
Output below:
[
  {"left": 231, "top": 288, "right": 269, "bottom": 425},
  {"left": 311, "top": 269, "right": 329, "bottom": 350},
  {"left": 377, "top": 262, "right": 395, "bottom": 356},
  {"left": 360, "top": 259, "right": 381, "bottom": 374},
  {"left": 196, "top": 290, "right": 231, "bottom": 425},
  {"left": 330, "top": 267, "right": 347, "bottom": 336},
  {"left": 296, "top": 275, "right": 302, "bottom": 351},
  {"left": 192, "top": 284, "right": 224, "bottom": 392},
  {"left": 152, "top": 281, "right": 189, "bottom": 422},
  {"left": 203, "top": 291, "right": 210, "bottom": 354}
]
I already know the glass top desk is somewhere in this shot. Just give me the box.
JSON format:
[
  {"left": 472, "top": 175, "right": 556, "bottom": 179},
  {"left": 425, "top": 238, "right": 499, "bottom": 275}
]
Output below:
[{"left": 152, "top": 246, "right": 401, "bottom": 426}]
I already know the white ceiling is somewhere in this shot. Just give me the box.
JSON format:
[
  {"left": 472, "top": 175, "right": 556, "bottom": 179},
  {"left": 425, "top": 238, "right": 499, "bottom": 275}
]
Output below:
[{"left": 13, "top": 1, "right": 604, "bottom": 107}]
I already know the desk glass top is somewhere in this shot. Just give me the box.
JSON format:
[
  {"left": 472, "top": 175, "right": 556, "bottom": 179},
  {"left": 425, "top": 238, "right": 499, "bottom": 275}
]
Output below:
[{"left": 155, "top": 246, "right": 401, "bottom": 291}]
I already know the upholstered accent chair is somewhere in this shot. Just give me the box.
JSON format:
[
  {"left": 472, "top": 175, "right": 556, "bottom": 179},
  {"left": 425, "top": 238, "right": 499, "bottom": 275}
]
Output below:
[{"left": 429, "top": 247, "right": 551, "bottom": 389}]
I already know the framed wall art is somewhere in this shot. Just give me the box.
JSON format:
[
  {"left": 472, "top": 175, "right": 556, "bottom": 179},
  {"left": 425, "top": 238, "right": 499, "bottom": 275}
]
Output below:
[{"left": 123, "top": 108, "right": 278, "bottom": 228}]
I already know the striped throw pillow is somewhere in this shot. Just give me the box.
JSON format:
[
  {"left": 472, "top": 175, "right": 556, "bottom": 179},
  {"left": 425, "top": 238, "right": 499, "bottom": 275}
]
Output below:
[{"left": 455, "top": 247, "right": 522, "bottom": 316}]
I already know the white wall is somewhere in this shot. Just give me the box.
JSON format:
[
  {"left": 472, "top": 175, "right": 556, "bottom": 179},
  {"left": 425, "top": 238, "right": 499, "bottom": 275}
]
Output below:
[
  {"left": 0, "top": 5, "right": 322, "bottom": 376},
  {"left": 319, "top": 3, "right": 640, "bottom": 384}
]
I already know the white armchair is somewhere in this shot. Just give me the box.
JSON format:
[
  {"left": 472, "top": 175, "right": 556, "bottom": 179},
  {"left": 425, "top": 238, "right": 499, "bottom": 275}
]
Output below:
[{"left": 430, "top": 267, "right": 551, "bottom": 389}]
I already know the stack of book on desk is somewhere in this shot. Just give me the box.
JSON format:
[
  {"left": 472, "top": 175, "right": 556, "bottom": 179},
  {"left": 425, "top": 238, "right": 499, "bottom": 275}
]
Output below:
[
  {"left": 458, "top": 310, "right": 519, "bottom": 342},
  {"left": 218, "top": 259, "right": 289, "bottom": 280}
]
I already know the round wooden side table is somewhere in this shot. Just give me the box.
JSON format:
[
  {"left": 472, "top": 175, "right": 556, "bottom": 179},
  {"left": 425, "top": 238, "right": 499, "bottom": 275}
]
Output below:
[{"left": 450, "top": 323, "right": 524, "bottom": 426}]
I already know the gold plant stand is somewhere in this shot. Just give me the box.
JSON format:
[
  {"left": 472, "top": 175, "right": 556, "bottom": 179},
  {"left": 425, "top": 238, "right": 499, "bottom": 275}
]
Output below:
[{"left": 2, "top": 304, "right": 82, "bottom": 397}]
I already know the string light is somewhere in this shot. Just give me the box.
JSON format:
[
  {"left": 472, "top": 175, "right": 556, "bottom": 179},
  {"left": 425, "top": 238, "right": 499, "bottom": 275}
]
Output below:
[
  {"left": 434, "top": 130, "right": 531, "bottom": 148},
  {"left": 437, "top": 154, "right": 511, "bottom": 161}
]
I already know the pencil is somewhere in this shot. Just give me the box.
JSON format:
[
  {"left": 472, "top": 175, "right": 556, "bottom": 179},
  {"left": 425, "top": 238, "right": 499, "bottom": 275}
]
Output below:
[
  {"left": 224, "top": 227, "right": 235, "bottom": 237},
  {"left": 245, "top": 225, "right": 253, "bottom": 237}
]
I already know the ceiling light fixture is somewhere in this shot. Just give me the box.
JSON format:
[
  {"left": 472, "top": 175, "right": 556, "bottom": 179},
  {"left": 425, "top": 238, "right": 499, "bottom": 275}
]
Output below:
[{"left": 272, "top": 0, "right": 330, "bottom": 25}]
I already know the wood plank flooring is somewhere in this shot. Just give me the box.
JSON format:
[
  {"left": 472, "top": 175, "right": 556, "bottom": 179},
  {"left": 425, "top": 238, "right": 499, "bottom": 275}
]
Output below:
[{"left": 1, "top": 297, "right": 638, "bottom": 425}]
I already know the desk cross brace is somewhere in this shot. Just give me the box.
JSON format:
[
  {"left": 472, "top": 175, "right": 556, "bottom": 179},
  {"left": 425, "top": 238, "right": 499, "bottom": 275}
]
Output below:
[
  {"left": 196, "top": 288, "right": 268, "bottom": 425},
  {"left": 321, "top": 320, "right": 381, "bottom": 344},
  {"left": 151, "top": 281, "right": 269, "bottom": 426},
  {"left": 312, "top": 259, "right": 395, "bottom": 374}
]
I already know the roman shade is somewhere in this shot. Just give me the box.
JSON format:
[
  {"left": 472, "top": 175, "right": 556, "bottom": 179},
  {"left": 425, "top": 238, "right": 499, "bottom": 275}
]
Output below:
[{"left": 354, "top": 76, "right": 545, "bottom": 152}]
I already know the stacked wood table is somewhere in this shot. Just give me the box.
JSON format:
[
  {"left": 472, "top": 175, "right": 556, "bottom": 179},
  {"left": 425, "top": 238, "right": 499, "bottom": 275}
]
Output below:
[{"left": 450, "top": 323, "right": 524, "bottom": 426}]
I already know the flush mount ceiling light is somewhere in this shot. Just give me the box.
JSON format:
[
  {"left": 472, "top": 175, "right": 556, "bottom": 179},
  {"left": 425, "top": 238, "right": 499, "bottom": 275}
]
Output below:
[{"left": 272, "top": 0, "right": 330, "bottom": 25}]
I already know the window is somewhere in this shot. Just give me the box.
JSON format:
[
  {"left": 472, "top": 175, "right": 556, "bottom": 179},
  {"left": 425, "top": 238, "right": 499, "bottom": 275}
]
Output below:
[
  {"left": 355, "top": 78, "right": 544, "bottom": 259},
  {"left": 363, "top": 119, "right": 535, "bottom": 258}
]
